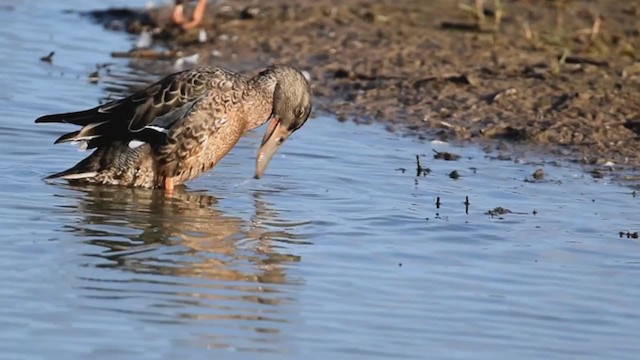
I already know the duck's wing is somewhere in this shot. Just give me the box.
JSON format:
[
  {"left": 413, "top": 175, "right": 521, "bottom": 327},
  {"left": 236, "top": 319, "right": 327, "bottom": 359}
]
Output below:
[{"left": 35, "top": 67, "right": 231, "bottom": 150}]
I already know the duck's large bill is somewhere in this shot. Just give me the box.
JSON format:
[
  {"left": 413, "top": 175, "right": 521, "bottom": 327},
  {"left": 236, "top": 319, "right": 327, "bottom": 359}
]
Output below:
[{"left": 255, "top": 117, "right": 292, "bottom": 179}]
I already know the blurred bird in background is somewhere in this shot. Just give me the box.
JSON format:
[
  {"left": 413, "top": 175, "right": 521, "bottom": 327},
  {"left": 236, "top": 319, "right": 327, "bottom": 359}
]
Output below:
[{"left": 172, "top": 0, "right": 207, "bottom": 30}]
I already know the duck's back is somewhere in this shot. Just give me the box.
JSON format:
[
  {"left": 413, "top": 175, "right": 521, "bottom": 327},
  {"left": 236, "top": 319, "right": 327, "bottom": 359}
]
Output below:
[{"left": 35, "top": 66, "right": 255, "bottom": 187}]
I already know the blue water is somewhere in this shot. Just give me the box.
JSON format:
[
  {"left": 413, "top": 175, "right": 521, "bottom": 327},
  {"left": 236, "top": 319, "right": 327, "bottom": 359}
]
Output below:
[{"left": 0, "top": 1, "right": 639, "bottom": 359}]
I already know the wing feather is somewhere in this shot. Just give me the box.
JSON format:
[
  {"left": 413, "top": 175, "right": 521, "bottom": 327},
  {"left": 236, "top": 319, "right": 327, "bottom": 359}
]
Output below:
[{"left": 35, "top": 67, "right": 236, "bottom": 149}]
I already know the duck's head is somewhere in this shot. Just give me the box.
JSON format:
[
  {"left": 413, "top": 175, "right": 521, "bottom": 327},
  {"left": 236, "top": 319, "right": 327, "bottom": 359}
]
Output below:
[{"left": 255, "top": 66, "right": 312, "bottom": 179}]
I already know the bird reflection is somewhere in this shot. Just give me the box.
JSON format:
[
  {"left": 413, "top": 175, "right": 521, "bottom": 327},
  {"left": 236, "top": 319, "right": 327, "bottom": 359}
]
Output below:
[{"left": 55, "top": 184, "right": 308, "bottom": 335}]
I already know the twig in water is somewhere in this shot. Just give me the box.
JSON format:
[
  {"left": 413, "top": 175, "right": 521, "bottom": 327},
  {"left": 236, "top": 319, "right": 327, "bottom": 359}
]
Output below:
[
  {"left": 415, "top": 155, "right": 430, "bottom": 176},
  {"left": 40, "top": 51, "right": 55, "bottom": 63}
]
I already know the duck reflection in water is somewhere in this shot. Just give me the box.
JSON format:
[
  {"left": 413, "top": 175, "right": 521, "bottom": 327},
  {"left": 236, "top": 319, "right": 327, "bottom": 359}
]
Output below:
[{"left": 56, "top": 185, "right": 309, "bottom": 336}]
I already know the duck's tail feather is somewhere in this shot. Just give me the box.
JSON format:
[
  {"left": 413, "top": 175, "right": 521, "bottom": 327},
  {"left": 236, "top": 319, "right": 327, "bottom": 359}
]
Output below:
[
  {"left": 53, "top": 120, "right": 110, "bottom": 146},
  {"left": 35, "top": 106, "right": 105, "bottom": 126},
  {"left": 47, "top": 171, "right": 99, "bottom": 180},
  {"left": 53, "top": 131, "right": 81, "bottom": 144},
  {"left": 44, "top": 152, "right": 100, "bottom": 180}
]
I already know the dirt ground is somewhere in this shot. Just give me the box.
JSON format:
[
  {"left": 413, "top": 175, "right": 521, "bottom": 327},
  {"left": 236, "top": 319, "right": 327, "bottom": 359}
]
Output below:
[{"left": 90, "top": 0, "right": 640, "bottom": 174}]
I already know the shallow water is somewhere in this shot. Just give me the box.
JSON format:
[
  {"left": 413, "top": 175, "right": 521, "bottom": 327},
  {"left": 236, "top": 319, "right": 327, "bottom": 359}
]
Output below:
[{"left": 1, "top": 1, "right": 640, "bottom": 359}]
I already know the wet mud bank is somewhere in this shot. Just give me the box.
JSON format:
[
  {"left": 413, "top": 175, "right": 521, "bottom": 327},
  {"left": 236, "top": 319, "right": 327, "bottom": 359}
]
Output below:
[{"left": 88, "top": 0, "right": 640, "bottom": 174}]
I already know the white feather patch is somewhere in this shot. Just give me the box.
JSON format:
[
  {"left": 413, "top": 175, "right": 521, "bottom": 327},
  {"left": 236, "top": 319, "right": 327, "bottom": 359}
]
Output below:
[
  {"left": 145, "top": 125, "right": 169, "bottom": 134},
  {"left": 71, "top": 141, "right": 89, "bottom": 151},
  {"left": 128, "top": 140, "right": 146, "bottom": 149},
  {"left": 135, "top": 100, "right": 197, "bottom": 133},
  {"left": 81, "top": 120, "right": 108, "bottom": 132},
  {"left": 59, "top": 172, "right": 98, "bottom": 180},
  {"left": 75, "top": 135, "right": 101, "bottom": 141}
]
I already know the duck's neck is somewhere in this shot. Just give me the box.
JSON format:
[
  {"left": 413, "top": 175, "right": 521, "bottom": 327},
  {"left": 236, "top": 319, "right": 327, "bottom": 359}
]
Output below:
[{"left": 245, "top": 70, "right": 278, "bottom": 131}]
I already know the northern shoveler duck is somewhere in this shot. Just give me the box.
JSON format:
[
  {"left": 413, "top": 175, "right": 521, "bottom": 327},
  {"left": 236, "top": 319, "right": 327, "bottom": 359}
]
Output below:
[{"left": 35, "top": 65, "right": 312, "bottom": 190}]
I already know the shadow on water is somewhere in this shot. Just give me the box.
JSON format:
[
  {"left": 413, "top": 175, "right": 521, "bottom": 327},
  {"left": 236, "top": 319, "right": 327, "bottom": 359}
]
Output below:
[{"left": 50, "top": 184, "right": 308, "bottom": 349}]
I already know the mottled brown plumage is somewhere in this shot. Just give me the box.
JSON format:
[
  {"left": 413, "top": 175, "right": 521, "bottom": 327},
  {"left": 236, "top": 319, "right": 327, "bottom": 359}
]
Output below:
[{"left": 35, "top": 65, "right": 312, "bottom": 189}]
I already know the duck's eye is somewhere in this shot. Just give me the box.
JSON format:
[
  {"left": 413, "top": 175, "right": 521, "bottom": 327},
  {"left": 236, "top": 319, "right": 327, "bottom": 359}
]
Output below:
[
  {"left": 288, "top": 106, "right": 311, "bottom": 131},
  {"left": 295, "top": 106, "right": 307, "bottom": 119}
]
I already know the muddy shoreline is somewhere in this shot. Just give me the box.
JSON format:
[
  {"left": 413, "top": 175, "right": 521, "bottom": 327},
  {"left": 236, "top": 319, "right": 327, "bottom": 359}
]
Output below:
[{"left": 88, "top": 0, "right": 640, "bottom": 175}]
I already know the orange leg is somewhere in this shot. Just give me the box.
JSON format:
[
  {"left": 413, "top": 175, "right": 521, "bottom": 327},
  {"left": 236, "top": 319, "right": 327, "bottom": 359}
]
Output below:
[
  {"left": 164, "top": 176, "right": 175, "bottom": 192},
  {"left": 171, "top": 4, "right": 185, "bottom": 25},
  {"left": 180, "top": 0, "right": 207, "bottom": 30}
]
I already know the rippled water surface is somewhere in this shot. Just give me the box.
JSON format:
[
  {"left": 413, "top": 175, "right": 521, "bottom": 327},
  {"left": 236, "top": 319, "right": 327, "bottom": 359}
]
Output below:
[{"left": 1, "top": 1, "right": 640, "bottom": 359}]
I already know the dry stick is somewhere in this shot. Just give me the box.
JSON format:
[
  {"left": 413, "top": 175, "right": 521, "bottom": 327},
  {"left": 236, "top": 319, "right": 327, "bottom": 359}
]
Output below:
[
  {"left": 415, "top": 155, "right": 423, "bottom": 177},
  {"left": 551, "top": 48, "right": 570, "bottom": 74},
  {"left": 475, "top": 0, "right": 485, "bottom": 29},
  {"left": 493, "top": 0, "right": 503, "bottom": 32},
  {"left": 590, "top": 14, "right": 601, "bottom": 42},
  {"left": 523, "top": 20, "right": 533, "bottom": 41},
  {"left": 40, "top": 51, "right": 55, "bottom": 63},
  {"left": 554, "top": 0, "right": 564, "bottom": 30},
  {"left": 573, "top": 14, "right": 602, "bottom": 39}
]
